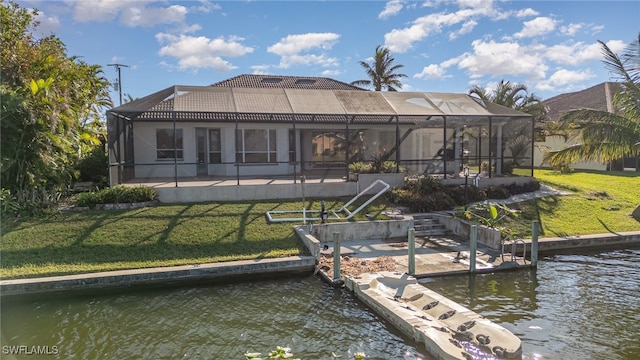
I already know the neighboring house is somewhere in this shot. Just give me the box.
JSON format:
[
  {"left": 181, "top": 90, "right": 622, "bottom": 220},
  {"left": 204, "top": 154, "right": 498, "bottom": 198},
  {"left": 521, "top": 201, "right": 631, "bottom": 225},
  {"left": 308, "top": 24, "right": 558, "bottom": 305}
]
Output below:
[
  {"left": 107, "top": 75, "right": 533, "bottom": 186},
  {"left": 534, "top": 82, "right": 633, "bottom": 171}
]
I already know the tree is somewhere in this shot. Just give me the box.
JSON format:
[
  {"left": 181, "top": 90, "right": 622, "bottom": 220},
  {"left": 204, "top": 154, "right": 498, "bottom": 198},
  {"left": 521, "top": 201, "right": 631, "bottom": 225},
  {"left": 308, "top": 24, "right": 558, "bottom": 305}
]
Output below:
[
  {"left": 0, "top": 0, "right": 112, "bottom": 193},
  {"left": 545, "top": 33, "right": 640, "bottom": 169},
  {"left": 351, "top": 45, "right": 407, "bottom": 91},
  {"left": 468, "top": 80, "right": 547, "bottom": 168},
  {"left": 469, "top": 80, "right": 548, "bottom": 126}
]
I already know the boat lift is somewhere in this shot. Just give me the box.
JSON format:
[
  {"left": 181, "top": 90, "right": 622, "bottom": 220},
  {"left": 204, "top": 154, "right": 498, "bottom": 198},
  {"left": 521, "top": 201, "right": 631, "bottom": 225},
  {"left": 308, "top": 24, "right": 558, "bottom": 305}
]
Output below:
[{"left": 265, "top": 179, "right": 391, "bottom": 223}]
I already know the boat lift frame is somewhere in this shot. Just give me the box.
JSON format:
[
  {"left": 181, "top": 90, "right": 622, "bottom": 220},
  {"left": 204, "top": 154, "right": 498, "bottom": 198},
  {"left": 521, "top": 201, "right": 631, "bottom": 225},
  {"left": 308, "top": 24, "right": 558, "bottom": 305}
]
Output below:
[{"left": 265, "top": 179, "right": 391, "bottom": 223}]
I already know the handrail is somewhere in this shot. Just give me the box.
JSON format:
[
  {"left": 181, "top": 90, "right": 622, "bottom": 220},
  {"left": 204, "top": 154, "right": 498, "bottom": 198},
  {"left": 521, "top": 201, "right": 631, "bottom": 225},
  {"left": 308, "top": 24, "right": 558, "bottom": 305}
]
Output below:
[{"left": 265, "top": 179, "right": 391, "bottom": 223}]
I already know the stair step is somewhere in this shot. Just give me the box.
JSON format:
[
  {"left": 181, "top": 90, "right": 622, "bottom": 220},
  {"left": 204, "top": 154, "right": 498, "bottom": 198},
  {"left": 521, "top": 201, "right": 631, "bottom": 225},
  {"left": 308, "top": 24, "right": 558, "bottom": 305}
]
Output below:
[
  {"left": 415, "top": 229, "right": 446, "bottom": 236},
  {"left": 415, "top": 225, "right": 445, "bottom": 232}
]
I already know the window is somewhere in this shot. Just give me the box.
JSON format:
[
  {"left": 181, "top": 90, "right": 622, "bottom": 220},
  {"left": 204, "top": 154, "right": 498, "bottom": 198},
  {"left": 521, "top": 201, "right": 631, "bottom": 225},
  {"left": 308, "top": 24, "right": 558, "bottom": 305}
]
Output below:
[
  {"left": 236, "top": 129, "right": 277, "bottom": 163},
  {"left": 312, "top": 131, "right": 346, "bottom": 167},
  {"left": 156, "top": 129, "right": 183, "bottom": 159},
  {"left": 208, "top": 129, "right": 222, "bottom": 164}
]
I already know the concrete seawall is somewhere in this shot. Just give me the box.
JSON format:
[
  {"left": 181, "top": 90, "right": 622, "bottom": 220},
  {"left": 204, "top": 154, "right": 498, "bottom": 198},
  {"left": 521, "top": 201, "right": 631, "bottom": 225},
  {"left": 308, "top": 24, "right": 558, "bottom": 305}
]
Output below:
[{"left": 0, "top": 256, "right": 316, "bottom": 297}]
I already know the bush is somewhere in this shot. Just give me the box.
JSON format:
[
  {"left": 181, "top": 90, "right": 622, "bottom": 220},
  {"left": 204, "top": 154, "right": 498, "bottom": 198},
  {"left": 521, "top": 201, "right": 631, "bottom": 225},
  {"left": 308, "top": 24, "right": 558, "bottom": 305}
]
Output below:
[
  {"left": 77, "top": 146, "right": 109, "bottom": 185},
  {"left": 404, "top": 175, "right": 442, "bottom": 195},
  {"left": 74, "top": 186, "right": 157, "bottom": 208},
  {"left": 485, "top": 185, "right": 511, "bottom": 199},
  {"left": 348, "top": 162, "right": 372, "bottom": 173},
  {"left": 349, "top": 160, "right": 404, "bottom": 174},
  {"left": 389, "top": 188, "right": 456, "bottom": 212},
  {"left": 503, "top": 180, "right": 541, "bottom": 195},
  {"left": 552, "top": 161, "right": 573, "bottom": 174},
  {"left": 502, "top": 161, "right": 516, "bottom": 174},
  {"left": 0, "top": 188, "right": 64, "bottom": 217},
  {"left": 443, "top": 185, "right": 486, "bottom": 205}
]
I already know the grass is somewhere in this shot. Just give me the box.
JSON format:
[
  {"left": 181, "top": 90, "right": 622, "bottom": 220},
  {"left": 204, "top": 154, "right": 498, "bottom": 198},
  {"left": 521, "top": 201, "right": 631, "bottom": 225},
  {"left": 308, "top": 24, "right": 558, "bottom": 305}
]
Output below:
[
  {"left": 1, "top": 169, "right": 638, "bottom": 279},
  {"left": 0, "top": 197, "right": 390, "bottom": 279},
  {"left": 505, "top": 169, "right": 639, "bottom": 238}
]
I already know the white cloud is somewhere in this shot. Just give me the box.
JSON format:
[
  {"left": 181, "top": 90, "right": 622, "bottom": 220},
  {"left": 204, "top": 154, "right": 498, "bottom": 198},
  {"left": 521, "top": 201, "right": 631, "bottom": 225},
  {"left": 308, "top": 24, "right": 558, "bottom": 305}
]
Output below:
[
  {"left": 414, "top": 64, "right": 449, "bottom": 80},
  {"left": 536, "top": 69, "right": 595, "bottom": 92},
  {"left": 192, "top": 1, "right": 222, "bottom": 13},
  {"left": 384, "top": 3, "right": 500, "bottom": 53},
  {"left": 251, "top": 65, "right": 271, "bottom": 74},
  {"left": 268, "top": 33, "right": 340, "bottom": 56},
  {"left": 379, "top": 0, "right": 404, "bottom": 19},
  {"left": 322, "top": 69, "right": 342, "bottom": 76},
  {"left": 560, "top": 23, "right": 583, "bottom": 36},
  {"left": 33, "top": 11, "right": 61, "bottom": 37},
  {"left": 120, "top": 5, "right": 188, "bottom": 27},
  {"left": 449, "top": 20, "right": 477, "bottom": 40},
  {"left": 603, "top": 39, "right": 628, "bottom": 53},
  {"left": 456, "top": 40, "right": 548, "bottom": 80},
  {"left": 268, "top": 33, "right": 340, "bottom": 68},
  {"left": 156, "top": 34, "right": 254, "bottom": 71},
  {"left": 545, "top": 42, "right": 603, "bottom": 66},
  {"left": 514, "top": 16, "right": 557, "bottom": 38},
  {"left": 73, "top": 1, "right": 189, "bottom": 27},
  {"left": 73, "top": 0, "right": 128, "bottom": 22},
  {"left": 515, "top": 8, "right": 539, "bottom": 18}
]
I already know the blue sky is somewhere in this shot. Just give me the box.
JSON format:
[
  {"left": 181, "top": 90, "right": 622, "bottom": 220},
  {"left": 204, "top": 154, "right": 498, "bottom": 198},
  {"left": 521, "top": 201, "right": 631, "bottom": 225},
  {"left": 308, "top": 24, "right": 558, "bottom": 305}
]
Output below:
[{"left": 20, "top": 0, "right": 639, "bottom": 104}]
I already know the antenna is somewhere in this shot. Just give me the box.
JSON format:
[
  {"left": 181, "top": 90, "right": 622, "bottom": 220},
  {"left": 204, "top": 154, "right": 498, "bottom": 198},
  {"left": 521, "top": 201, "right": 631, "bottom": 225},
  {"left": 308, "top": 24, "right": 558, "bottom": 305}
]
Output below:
[{"left": 107, "top": 63, "right": 129, "bottom": 106}]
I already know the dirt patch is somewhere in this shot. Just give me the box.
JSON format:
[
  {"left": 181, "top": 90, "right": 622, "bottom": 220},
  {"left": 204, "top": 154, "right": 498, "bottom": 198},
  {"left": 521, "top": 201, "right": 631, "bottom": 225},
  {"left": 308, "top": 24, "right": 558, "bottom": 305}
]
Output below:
[
  {"left": 318, "top": 254, "right": 396, "bottom": 277},
  {"left": 585, "top": 191, "right": 610, "bottom": 200}
]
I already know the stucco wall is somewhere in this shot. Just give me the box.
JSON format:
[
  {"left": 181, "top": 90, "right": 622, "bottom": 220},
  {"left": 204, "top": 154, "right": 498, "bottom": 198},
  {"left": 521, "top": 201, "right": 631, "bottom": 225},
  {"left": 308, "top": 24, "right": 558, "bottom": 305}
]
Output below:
[
  {"left": 313, "top": 219, "right": 412, "bottom": 243},
  {"left": 534, "top": 135, "right": 607, "bottom": 170}
]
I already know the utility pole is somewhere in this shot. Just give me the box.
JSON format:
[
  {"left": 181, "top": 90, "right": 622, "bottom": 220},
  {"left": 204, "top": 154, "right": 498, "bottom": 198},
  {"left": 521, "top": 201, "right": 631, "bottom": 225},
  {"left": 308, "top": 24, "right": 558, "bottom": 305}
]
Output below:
[{"left": 107, "top": 63, "right": 129, "bottom": 106}]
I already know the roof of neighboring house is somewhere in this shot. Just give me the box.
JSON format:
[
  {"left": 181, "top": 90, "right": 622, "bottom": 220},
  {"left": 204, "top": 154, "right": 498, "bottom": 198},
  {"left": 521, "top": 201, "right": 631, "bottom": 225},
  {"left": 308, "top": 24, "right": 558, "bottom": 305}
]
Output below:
[
  {"left": 210, "top": 74, "right": 365, "bottom": 91},
  {"left": 543, "top": 82, "right": 621, "bottom": 121}
]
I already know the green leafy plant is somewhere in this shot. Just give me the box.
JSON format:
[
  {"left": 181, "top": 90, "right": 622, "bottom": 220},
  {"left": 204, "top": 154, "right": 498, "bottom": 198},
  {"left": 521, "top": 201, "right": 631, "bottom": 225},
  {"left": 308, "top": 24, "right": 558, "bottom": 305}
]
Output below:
[
  {"left": 462, "top": 203, "right": 519, "bottom": 237},
  {"left": 74, "top": 185, "right": 157, "bottom": 208},
  {"left": 0, "top": 188, "right": 65, "bottom": 217}
]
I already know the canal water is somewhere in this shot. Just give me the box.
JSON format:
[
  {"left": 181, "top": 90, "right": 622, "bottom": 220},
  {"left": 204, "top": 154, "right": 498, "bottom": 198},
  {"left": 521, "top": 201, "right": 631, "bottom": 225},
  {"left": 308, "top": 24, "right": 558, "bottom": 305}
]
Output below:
[
  {"left": 2, "top": 246, "right": 639, "bottom": 359},
  {"left": 424, "top": 246, "right": 640, "bottom": 360}
]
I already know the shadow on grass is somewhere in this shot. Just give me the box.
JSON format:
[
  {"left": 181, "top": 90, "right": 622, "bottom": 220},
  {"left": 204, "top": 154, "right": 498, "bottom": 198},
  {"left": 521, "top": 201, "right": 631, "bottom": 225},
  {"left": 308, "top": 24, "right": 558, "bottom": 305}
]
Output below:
[{"left": 0, "top": 236, "right": 306, "bottom": 279}]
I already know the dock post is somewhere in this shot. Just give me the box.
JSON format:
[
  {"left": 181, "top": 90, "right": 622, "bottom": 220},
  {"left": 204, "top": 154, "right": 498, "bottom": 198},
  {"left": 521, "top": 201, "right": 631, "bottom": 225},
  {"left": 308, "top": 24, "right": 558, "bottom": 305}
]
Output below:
[
  {"left": 531, "top": 221, "right": 539, "bottom": 267},
  {"left": 333, "top": 232, "right": 341, "bottom": 282},
  {"left": 408, "top": 228, "right": 416, "bottom": 275},
  {"left": 470, "top": 225, "right": 477, "bottom": 273}
]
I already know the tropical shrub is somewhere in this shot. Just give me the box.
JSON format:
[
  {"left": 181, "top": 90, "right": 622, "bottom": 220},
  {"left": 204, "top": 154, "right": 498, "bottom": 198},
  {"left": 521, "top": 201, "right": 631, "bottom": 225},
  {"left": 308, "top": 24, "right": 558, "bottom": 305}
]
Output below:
[
  {"left": 74, "top": 186, "right": 157, "bottom": 208},
  {"left": 77, "top": 145, "right": 109, "bottom": 187},
  {"left": 0, "top": 188, "right": 65, "bottom": 217},
  {"left": 484, "top": 185, "right": 511, "bottom": 199}
]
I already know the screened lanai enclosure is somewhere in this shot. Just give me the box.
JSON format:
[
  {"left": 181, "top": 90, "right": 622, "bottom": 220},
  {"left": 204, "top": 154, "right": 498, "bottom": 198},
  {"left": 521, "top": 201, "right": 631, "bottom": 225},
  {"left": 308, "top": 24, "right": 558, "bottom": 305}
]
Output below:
[{"left": 107, "top": 85, "right": 534, "bottom": 187}]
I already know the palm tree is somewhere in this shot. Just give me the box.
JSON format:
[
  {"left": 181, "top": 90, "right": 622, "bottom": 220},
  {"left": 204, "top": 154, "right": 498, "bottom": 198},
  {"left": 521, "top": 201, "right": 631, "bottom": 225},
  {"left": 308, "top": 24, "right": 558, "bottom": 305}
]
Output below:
[
  {"left": 469, "top": 80, "right": 547, "bottom": 124},
  {"left": 351, "top": 45, "right": 407, "bottom": 91},
  {"left": 468, "top": 80, "right": 547, "bottom": 167},
  {"left": 545, "top": 33, "right": 640, "bottom": 169}
]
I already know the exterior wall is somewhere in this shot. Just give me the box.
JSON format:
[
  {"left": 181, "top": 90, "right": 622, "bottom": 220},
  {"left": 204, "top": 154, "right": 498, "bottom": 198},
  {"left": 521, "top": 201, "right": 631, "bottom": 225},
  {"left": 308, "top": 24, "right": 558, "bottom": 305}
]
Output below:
[
  {"left": 133, "top": 122, "right": 300, "bottom": 178},
  {"left": 534, "top": 135, "right": 607, "bottom": 171}
]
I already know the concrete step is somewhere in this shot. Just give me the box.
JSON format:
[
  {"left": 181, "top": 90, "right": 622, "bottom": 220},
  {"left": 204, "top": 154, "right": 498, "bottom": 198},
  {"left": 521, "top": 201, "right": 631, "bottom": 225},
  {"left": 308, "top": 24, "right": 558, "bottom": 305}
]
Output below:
[
  {"left": 413, "top": 214, "right": 447, "bottom": 237},
  {"left": 415, "top": 229, "right": 447, "bottom": 237},
  {"left": 415, "top": 224, "right": 446, "bottom": 232}
]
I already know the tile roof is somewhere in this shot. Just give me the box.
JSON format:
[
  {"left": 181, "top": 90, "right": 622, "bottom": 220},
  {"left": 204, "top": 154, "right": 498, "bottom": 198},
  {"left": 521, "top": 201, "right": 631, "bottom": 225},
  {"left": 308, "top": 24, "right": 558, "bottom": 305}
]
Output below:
[
  {"left": 543, "top": 82, "right": 620, "bottom": 121},
  {"left": 210, "top": 74, "right": 366, "bottom": 91}
]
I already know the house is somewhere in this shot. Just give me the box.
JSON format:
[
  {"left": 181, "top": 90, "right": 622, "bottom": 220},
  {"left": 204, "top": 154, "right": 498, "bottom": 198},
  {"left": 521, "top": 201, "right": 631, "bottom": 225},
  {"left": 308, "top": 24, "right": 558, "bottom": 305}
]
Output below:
[
  {"left": 535, "top": 82, "right": 637, "bottom": 171},
  {"left": 107, "top": 75, "right": 534, "bottom": 201}
]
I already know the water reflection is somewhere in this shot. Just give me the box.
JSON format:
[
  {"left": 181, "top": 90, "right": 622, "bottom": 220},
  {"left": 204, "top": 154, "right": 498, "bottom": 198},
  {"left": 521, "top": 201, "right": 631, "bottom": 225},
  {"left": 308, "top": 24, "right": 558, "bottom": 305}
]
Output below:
[
  {"left": 3, "top": 247, "right": 639, "bottom": 359},
  {"left": 2, "top": 276, "right": 428, "bottom": 360},
  {"left": 422, "top": 247, "right": 640, "bottom": 360}
]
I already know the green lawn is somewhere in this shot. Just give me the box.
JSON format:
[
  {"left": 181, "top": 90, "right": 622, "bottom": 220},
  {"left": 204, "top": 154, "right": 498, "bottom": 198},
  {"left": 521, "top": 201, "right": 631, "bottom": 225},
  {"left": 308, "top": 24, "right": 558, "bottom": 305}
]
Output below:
[
  {"left": 1, "top": 170, "right": 638, "bottom": 279},
  {"left": 509, "top": 169, "right": 639, "bottom": 237},
  {"left": 0, "top": 198, "right": 389, "bottom": 279}
]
